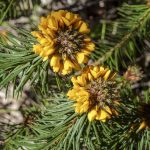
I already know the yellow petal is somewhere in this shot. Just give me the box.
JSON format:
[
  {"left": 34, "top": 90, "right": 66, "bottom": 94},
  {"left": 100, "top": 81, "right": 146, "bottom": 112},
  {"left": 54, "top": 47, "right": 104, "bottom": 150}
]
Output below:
[
  {"left": 84, "top": 37, "right": 91, "bottom": 42},
  {"left": 62, "top": 17, "right": 70, "bottom": 26},
  {"left": 96, "top": 110, "right": 101, "bottom": 120},
  {"left": 99, "top": 67, "right": 109, "bottom": 76},
  {"left": 75, "top": 21, "right": 82, "bottom": 29},
  {"left": 99, "top": 110, "right": 110, "bottom": 120},
  {"left": 46, "top": 48, "right": 55, "bottom": 55},
  {"left": 79, "top": 102, "right": 89, "bottom": 114},
  {"left": 86, "top": 42, "right": 95, "bottom": 51},
  {"left": 67, "top": 90, "right": 74, "bottom": 98},
  {"left": 40, "top": 51, "right": 44, "bottom": 57},
  {"left": 31, "top": 31, "right": 42, "bottom": 38},
  {"left": 40, "top": 17, "right": 47, "bottom": 26},
  {"left": 75, "top": 107, "right": 80, "bottom": 113},
  {"left": 50, "top": 55, "right": 60, "bottom": 67},
  {"left": 137, "top": 121, "right": 147, "bottom": 132},
  {"left": 71, "top": 76, "right": 78, "bottom": 85},
  {"left": 48, "top": 17, "right": 58, "bottom": 31},
  {"left": 101, "top": 119, "right": 106, "bottom": 122},
  {"left": 93, "top": 66, "right": 99, "bottom": 72},
  {"left": 79, "top": 22, "right": 90, "bottom": 33},
  {"left": 90, "top": 70, "right": 99, "bottom": 78},
  {"left": 43, "top": 44, "right": 54, "bottom": 51},
  {"left": 76, "top": 96, "right": 86, "bottom": 103},
  {"left": 40, "top": 38, "right": 48, "bottom": 45},
  {"left": 83, "top": 101, "right": 89, "bottom": 110},
  {"left": 33, "top": 44, "right": 42, "bottom": 54},
  {"left": 74, "top": 103, "right": 82, "bottom": 114},
  {"left": 82, "top": 49, "right": 91, "bottom": 55},
  {"left": 99, "top": 67, "right": 105, "bottom": 73},
  {"left": 66, "top": 12, "right": 74, "bottom": 20},
  {"left": 88, "top": 73, "right": 93, "bottom": 81},
  {"left": 58, "top": 19, "right": 64, "bottom": 27},
  {"left": 39, "top": 17, "right": 48, "bottom": 29},
  {"left": 46, "top": 28, "right": 55, "bottom": 38},
  {"left": 58, "top": 10, "right": 66, "bottom": 16},
  {"left": 104, "top": 106, "right": 112, "bottom": 115},
  {"left": 51, "top": 10, "right": 66, "bottom": 21},
  {"left": 88, "top": 109, "right": 97, "bottom": 121},
  {"left": 77, "top": 76, "right": 86, "bottom": 86},
  {"left": 43, "top": 56, "right": 48, "bottom": 61},
  {"left": 77, "top": 90, "right": 89, "bottom": 98},
  {"left": 65, "top": 12, "right": 79, "bottom": 25},
  {"left": 64, "top": 59, "right": 74, "bottom": 70},
  {"left": 82, "top": 101, "right": 89, "bottom": 112},
  {"left": 62, "top": 68, "right": 72, "bottom": 75},
  {"left": 67, "top": 89, "right": 79, "bottom": 100},
  {"left": 76, "top": 53, "right": 85, "bottom": 64},
  {"left": 53, "top": 66, "right": 60, "bottom": 72},
  {"left": 103, "top": 70, "right": 111, "bottom": 80},
  {"left": 38, "top": 25, "right": 46, "bottom": 32},
  {"left": 83, "top": 55, "right": 88, "bottom": 63}
]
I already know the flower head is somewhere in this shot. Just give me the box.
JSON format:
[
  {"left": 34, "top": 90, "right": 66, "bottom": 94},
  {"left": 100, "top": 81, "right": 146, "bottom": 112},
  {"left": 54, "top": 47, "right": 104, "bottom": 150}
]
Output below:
[
  {"left": 32, "top": 10, "right": 95, "bottom": 75},
  {"left": 124, "top": 65, "right": 142, "bottom": 83},
  {"left": 67, "top": 65, "right": 120, "bottom": 122}
]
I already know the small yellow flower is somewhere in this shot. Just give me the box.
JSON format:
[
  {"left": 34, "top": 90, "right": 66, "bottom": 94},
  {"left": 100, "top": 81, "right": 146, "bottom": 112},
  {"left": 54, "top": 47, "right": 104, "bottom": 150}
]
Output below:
[
  {"left": 32, "top": 10, "right": 95, "bottom": 75},
  {"left": 67, "top": 65, "right": 120, "bottom": 122}
]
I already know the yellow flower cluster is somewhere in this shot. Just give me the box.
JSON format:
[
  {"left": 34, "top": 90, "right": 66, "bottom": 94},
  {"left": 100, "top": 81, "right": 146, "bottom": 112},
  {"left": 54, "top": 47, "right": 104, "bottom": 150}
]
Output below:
[
  {"left": 32, "top": 10, "right": 120, "bottom": 123},
  {"left": 32, "top": 10, "right": 95, "bottom": 75},
  {"left": 67, "top": 65, "right": 119, "bottom": 122}
]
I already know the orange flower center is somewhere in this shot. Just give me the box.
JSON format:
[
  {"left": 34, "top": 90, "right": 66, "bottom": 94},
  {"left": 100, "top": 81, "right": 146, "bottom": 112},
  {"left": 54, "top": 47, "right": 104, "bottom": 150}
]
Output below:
[
  {"left": 86, "top": 78, "right": 119, "bottom": 108},
  {"left": 56, "top": 28, "right": 85, "bottom": 58}
]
